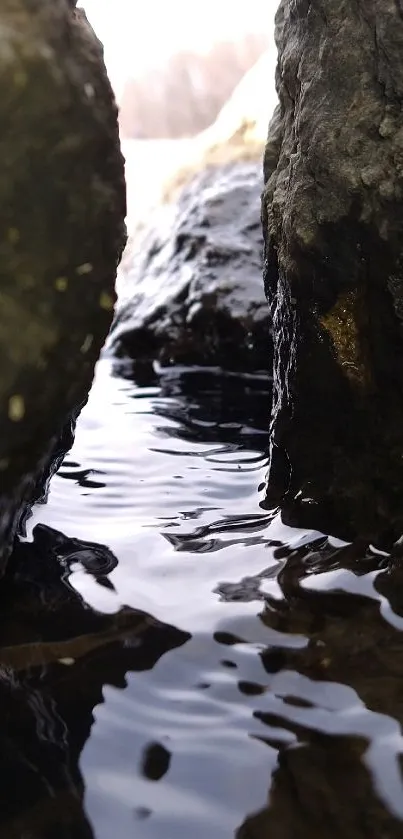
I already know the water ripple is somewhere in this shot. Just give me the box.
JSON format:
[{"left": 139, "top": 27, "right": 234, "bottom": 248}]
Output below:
[{"left": 5, "top": 359, "right": 403, "bottom": 839}]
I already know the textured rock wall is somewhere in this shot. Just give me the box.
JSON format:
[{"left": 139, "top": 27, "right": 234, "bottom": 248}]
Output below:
[
  {"left": 108, "top": 161, "right": 268, "bottom": 372},
  {"left": 0, "top": 0, "right": 126, "bottom": 569},
  {"left": 262, "top": 0, "right": 403, "bottom": 541}
]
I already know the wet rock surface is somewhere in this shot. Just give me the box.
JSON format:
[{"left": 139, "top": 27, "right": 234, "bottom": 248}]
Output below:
[
  {"left": 0, "top": 0, "right": 126, "bottom": 569},
  {"left": 262, "top": 0, "right": 403, "bottom": 542},
  {"left": 108, "top": 161, "right": 268, "bottom": 371},
  {"left": 108, "top": 51, "right": 278, "bottom": 373}
]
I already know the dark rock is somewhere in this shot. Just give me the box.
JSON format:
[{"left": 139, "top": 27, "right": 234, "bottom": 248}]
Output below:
[
  {"left": 262, "top": 0, "right": 403, "bottom": 543},
  {"left": 108, "top": 161, "right": 268, "bottom": 371},
  {"left": 0, "top": 0, "right": 126, "bottom": 570}
]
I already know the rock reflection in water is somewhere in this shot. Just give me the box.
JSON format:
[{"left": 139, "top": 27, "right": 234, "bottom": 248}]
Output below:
[
  {"left": 0, "top": 525, "right": 188, "bottom": 839},
  {"left": 217, "top": 536, "right": 403, "bottom": 839}
]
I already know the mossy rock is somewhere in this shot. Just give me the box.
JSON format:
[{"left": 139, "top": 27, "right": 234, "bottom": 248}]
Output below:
[{"left": 0, "top": 0, "right": 126, "bottom": 569}]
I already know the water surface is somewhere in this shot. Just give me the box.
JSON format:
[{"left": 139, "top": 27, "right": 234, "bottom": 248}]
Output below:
[{"left": 3, "top": 359, "right": 403, "bottom": 839}]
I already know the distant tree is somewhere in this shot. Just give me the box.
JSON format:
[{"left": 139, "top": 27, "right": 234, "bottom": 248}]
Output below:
[{"left": 118, "top": 33, "right": 268, "bottom": 138}]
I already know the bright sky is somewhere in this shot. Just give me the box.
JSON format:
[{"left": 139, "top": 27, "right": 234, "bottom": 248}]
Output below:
[{"left": 80, "top": 0, "right": 274, "bottom": 99}]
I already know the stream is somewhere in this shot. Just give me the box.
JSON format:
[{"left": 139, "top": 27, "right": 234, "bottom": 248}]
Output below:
[{"left": 2, "top": 358, "right": 403, "bottom": 838}]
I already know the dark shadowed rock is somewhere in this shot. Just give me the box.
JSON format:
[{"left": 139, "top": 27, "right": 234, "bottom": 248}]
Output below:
[
  {"left": 0, "top": 0, "right": 126, "bottom": 570},
  {"left": 108, "top": 161, "right": 268, "bottom": 370},
  {"left": 262, "top": 0, "right": 403, "bottom": 543}
]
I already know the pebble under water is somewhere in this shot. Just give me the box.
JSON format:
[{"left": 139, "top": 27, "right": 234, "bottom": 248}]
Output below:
[{"left": 3, "top": 358, "right": 403, "bottom": 839}]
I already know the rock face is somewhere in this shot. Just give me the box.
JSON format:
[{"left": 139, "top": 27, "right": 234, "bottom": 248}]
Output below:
[
  {"left": 108, "top": 161, "right": 268, "bottom": 370},
  {"left": 108, "top": 54, "right": 275, "bottom": 372},
  {"left": 0, "top": 0, "right": 126, "bottom": 569},
  {"left": 262, "top": 0, "right": 403, "bottom": 542}
]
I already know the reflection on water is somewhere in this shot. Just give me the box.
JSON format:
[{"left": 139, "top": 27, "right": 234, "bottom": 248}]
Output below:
[{"left": 3, "top": 360, "right": 403, "bottom": 837}]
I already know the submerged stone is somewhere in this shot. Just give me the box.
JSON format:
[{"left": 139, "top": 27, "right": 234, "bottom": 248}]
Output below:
[{"left": 0, "top": 0, "right": 126, "bottom": 569}]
